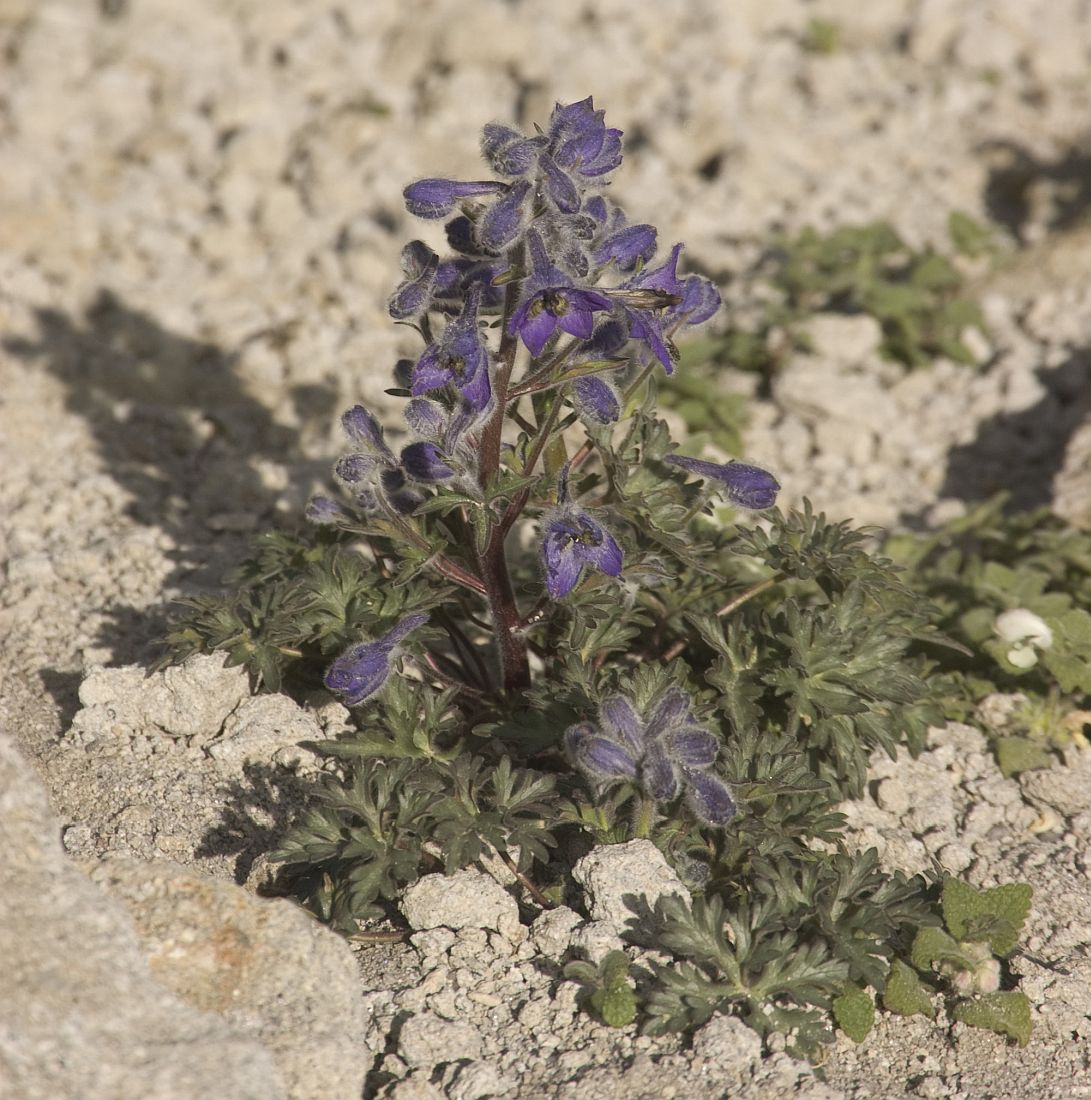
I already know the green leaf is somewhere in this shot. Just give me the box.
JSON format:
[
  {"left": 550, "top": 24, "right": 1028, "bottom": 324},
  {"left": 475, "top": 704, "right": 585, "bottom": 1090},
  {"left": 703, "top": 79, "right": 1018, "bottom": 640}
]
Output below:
[
  {"left": 911, "top": 925, "right": 970, "bottom": 972},
  {"left": 954, "top": 991, "right": 1032, "bottom": 1047},
  {"left": 948, "top": 211, "right": 997, "bottom": 259},
  {"left": 590, "top": 951, "right": 639, "bottom": 1027},
  {"left": 832, "top": 986, "right": 875, "bottom": 1042},
  {"left": 942, "top": 879, "right": 1032, "bottom": 957},
  {"left": 882, "top": 959, "right": 935, "bottom": 1019},
  {"left": 994, "top": 736, "right": 1054, "bottom": 778}
]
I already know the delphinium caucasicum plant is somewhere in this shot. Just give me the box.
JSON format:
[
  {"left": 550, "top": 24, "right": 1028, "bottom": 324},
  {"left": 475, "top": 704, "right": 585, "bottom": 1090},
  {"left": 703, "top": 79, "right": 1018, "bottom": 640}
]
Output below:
[{"left": 166, "top": 97, "right": 1032, "bottom": 1055}]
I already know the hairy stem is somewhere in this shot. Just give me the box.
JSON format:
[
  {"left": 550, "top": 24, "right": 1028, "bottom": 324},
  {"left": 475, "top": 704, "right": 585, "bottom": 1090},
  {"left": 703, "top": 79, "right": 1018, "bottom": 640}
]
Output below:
[{"left": 477, "top": 257, "right": 530, "bottom": 694}]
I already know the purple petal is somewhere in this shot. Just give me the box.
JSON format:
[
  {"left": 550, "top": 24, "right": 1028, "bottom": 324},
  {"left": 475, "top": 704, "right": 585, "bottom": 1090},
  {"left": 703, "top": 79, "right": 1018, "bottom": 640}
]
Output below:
[
  {"left": 599, "top": 696, "right": 644, "bottom": 756},
  {"left": 642, "top": 747, "right": 681, "bottom": 802},
  {"left": 380, "top": 467, "right": 423, "bottom": 514},
  {"left": 585, "top": 319, "right": 628, "bottom": 356},
  {"left": 580, "top": 128, "right": 623, "bottom": 177},
  {"left": 684, "top": 771, "right": 737, "bottom": 826},
  {"left": 405, "top": 398, "right": 447, "bottom": 440},
  {"left": 572, "top": 375, "right": 621, "bottom": 424},
  {"left": 542, "top": 517, "right": 586, "bottom": 598},
  {"left": 445, "top": 216, "right": 480, "bottom": 256},
  {"left": 671, "top": 726, "right": 719, "bottom": 768},
  {"left": 401, "top": 441, "right": 456, "bottom": 481},
  {"left": 383, "top": 611, "right": 430, "bottom": 647},
  {"left": 403, "top": 178, "right": 507, "bottom": 219},
  {"left": 549, "top": 97, "right": 607, "bottom": 169},
  {"left": 411, "top": 345, "right": 451, "bottom": 396},
  {"left": 458, "top": 357, "right": 493, "bottom": 411},
  {"left": 628, "top": 310, "right": 676, "bottom": 374},
  {"left": 341, "top": 405, "right": 390, "bottom": 455},
  {"left": 324, "top": 613, "right": 429, "bottom": 706},
  {"left": 631, "top": 243, "right": 685, "bottom": 296},
  {"left": 540, "top": 153, "right": 581, "bottom": 214},
  {"left": 477, "top": 179, "right": 531, "bottom": 252},
  {"left": 305, "top": 495, "right": 346, "bottom": 526},
  {"left": 594, "top": 224, "right": 658, "bottom": 271},
  {"left": 645, "top": 688, "right": 694, "bottom": 741},
  {"left": 576, "top": 735, "right": 640, "bottom": 783},
  {"left": 481, "top": 124, "right": 542, "bottom": 177},
  {"left": 335, "top": 452, "right": 380, "bottom": 483},
  {"left": 512, "top": 302, "right": 558, "bottom": 357},
  {"left": 677, "top": 274, "right": 721, "bottom": 325},
  {"left": 584, "top": 196, "right": 608, "bottom": 225},
  {"left": 324, "top": 641, "right": 391, "bottom": 706},
  {"left": 664, "top": 456, "right": 780, "bottom": 510},
  {"left": 580, "top": 523, "right": 623, "bottom": 577},
  {"left": 556, "top": 306, "right": 596, "bottom": 341}
]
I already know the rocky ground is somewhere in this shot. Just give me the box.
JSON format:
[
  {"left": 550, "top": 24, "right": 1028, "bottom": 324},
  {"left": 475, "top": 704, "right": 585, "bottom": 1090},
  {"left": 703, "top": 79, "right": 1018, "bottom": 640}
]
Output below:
[{"left": 2, "top": 1, "right": 1091, "bottom": 1097}]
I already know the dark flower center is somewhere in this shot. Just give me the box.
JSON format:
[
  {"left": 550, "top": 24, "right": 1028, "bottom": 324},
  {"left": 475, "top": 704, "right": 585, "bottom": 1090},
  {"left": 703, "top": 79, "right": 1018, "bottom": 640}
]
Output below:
[{"left": 542, "top": 289, "right": 569, "bottom": 318}]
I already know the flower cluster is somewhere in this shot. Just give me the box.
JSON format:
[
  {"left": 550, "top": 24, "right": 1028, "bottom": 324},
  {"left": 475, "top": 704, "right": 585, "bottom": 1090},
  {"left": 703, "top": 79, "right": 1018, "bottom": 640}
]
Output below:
[
  {"left": 308, "top": 96, "right": 778, "bottom": 828},
  {"left": 565, "top": 689, "right": 736, "bottom": 826}
]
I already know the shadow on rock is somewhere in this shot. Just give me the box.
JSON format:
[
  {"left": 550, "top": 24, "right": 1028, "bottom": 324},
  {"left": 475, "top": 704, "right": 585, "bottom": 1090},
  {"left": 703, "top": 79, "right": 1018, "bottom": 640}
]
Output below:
[
  {"left": 195, "top": 761, "right": 312, "bottom": 885},
  {"left": 938, "top": 351, "right": 1091, "bottom": 511},
  {"left": 982, "top": 139, "right": 1091, "bottom": 242},
  {"left": 3, "top": 288, "right": 337, "bottom": 667}
]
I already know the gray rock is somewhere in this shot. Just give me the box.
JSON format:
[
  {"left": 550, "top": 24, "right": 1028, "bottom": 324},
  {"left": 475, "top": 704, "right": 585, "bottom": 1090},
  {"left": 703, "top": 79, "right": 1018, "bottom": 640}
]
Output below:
[
  {"left": 89, "top": 856, "right": 370, "bottom": 1100},
  {"left": 528, "top": 905, "right": 583, "bottom": 958},
  {"left": 0, "top": 731, "right": 284, "bottom": 1100},
  {"left": 571, "top": 840, "right": 688, "bottom": 938},
  {"left": 71, "top": 655, "right": 250, "bottom": 743},
  {"left": 207, "top": 692, "right": 326, "bottom": 767},
  {"left": 1020, "top": 749, "right": 1091, "bottom": 817},
  {"left": 398, "top": 1012, "right": 484, "bottom": 1069},
  {"left": 400, "top": 868, "right": 520, "bottom": 934},
  {"left": 448, "top": 1060, "right": 516, "bottom": 1100},
  {"left": 568, "top": 920, "right": 626, "bottom": 965},
  {"left": 804, "top": 313, "right": 883, "bottom": 367}
]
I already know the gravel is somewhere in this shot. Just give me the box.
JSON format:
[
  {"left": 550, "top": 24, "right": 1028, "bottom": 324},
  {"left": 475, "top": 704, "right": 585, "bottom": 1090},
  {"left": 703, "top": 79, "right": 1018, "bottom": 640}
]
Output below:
[{"left": 2, "top": 0, "right": 1091, "bottom": 1096}]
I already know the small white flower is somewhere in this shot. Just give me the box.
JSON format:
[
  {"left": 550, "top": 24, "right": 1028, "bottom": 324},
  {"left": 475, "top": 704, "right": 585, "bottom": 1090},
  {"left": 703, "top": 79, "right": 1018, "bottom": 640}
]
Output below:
[{"left": 994, "top": 609, "right": 1053, "bottom": 669}]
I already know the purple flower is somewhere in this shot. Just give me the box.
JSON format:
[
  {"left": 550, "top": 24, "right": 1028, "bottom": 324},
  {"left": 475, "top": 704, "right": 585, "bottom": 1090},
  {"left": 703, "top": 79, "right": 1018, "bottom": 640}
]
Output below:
[
  {"left": 378, "top": 467, "right": 423, "bottom": 515},
  {"left": 342, "top": 405, "right": 393, "bottom": 459},
  {"left": 411, "top": 283, "right": 493, "bottom": 411},
  {"left": 565, "top": 722, "right": 639, "bottom": 782},
  {"left": 481, "top": 122, "right": 543, "bottom": 177},
  {"left": 305, "top": 495, "right": 347, "bottom": 526},
  {"left": 594, "top": 223, "right": 658, "bottom": 272},
  {"left": 538, "top": 152, "right": 581, "bottom": 214},
  {"left": 564, "top": 687, "right": 735, "bottom": 826},
  {"left": 541, "top": 509, "right": 623, "bottom": 598},
  {"left": 670, "top": 726, "right": 719, "bottom": 768},
  {"left": 433, "top": 258, "right": 506, "bottom": 310},
  {"left": 572, "top": 374, "right": 621, "bottom": 424},
  {"left": 614, "top": 244, "right": 721, "bottom": 373},
  {"left": 665, "top": 455, "right": 780, "bottom": 510},
  {"left": 684, "top": 770, "right": 737, "bottom": 826},
  {"left": 599, "top": 695, "right": 643, "bottom": 756},
  {"left": 403, "top": 178, "right": 506, "bottom": 219},
  {"left": 388, "top": 241, "right": 439, "bottom": 320},
  {"left": 324, "top": 613, "right": 430, "bottom": 706},
  {"left": 404, "top": 397, "right": 448, "bottom": 440},
  {"left": 477, "top": 179, "right": 532, "bottom": 252},
  {"left": 401, "top": 441, "right": 457, "bottom": 482},
  {"left": 547, "top": 97, "right": 623, "bottom": 178},
  {"left": 509, "top": 230, "right": 612, "bottom": 356}
]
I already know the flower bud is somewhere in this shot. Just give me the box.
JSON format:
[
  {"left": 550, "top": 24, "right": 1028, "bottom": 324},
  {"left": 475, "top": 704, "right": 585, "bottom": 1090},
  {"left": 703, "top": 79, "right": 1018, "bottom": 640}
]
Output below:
[
  {"left": 403, "top": 178, "right": 506, "bottom": 219},
  {"left": 572, "top": 375, "right": 621, "bottom": 424},
  {"left": 684, "top": 770, "right": 738, "bottom": 826}
]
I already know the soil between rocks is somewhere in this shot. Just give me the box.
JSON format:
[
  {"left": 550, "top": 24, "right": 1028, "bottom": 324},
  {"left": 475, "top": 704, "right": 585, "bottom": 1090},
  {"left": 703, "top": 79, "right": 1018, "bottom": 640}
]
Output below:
[{"left": 2, "top": 2, "right": 1090, "bottom": 1098}]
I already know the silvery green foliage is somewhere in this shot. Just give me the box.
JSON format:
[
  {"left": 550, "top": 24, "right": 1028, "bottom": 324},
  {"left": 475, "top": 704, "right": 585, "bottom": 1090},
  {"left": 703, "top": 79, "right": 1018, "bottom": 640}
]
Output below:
[{"left": 161, "top": 99, "right": 1035, "bottom": 1057}]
